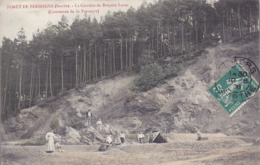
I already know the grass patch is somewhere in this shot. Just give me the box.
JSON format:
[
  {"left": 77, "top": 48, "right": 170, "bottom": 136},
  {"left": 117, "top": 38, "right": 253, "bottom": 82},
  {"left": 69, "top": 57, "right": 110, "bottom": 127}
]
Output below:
[
  {"left": 126, "top": 134, "right": 149, "bottom": 142},
  {"left": 17, "top": 138, "right": 47, "bottom": 146}
]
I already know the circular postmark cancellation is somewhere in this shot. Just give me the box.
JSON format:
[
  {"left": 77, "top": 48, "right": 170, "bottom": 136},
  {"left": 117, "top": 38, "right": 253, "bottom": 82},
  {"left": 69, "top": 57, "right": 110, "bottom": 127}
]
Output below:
[{"left": 208, "top": 57, "right": 260, "bottom": 117}]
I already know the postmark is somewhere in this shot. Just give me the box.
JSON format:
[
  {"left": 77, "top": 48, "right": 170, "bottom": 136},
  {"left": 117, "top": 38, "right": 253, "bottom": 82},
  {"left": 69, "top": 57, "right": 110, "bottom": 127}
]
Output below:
[{"left": 208, "top": 62, "right": 259, "bottom": 117}]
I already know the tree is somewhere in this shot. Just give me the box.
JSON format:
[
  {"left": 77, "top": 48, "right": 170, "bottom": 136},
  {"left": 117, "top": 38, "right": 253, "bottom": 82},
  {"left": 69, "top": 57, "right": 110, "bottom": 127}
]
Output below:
[{"left": 15, "top": 28, "right": 28, "bottom": 110}]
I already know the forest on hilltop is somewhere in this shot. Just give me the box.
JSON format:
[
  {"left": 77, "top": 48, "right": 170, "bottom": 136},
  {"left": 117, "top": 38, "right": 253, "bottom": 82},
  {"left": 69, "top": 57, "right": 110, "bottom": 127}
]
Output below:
[{"left": 0, "top": 0, "right": 259, "bottom": 118}]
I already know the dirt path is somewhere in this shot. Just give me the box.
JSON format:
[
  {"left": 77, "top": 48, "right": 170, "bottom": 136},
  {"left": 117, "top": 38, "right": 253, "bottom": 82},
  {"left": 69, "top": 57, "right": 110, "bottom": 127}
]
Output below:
[{"left": 1, "top": 138, "right": 259, "bottom": 165}]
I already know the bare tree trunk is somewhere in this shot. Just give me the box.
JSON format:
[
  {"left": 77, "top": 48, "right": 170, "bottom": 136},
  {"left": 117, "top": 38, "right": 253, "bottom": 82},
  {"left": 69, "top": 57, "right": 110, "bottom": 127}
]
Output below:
[
  {"left": 83, "top": 40, "right": 87, "bottom": 82},
  {"left": 112, "top": 41, "right": 116, "bottom": 71},
  {"left": 0, "top": 50, "right": 3, "bottom": 141},
  {"left": 18, "top": 61, "right": 23, "bottom": 110},
  {"left": 95, "top": 42, "right": 97, "bottom": 79},
  {"left": 79, "top": 49, "right": 82, "bottom": 84},
  {"left": 223, "top": 16, "right": 225, "bottom": 42},
  {"left": 227, "top": 11, "right": 229, "bottom": 36},
  {"left": 88, "top": 43, "right": 92, "bottom": 81},
  {"left": 160, "top": 33, "right": 163, "bottom": 57},
  {"left": 103, "top": 44, "right": 107, "bottom": 76},
  {"left": 173, "top": 26, "right": 176, "bottom": 51},
  {"left": 157, "top": 22, "right": 159, "bottom": 57},
  {"left": 99, "top": 47, "right": 103, "bottom": 77},
  {"left": 61, "top": 53, "right": 64, "bottom": 92},
  {"left": 238, "top": 6, "right": 242, "bottom": 37},
  {"left": 14, "top": 76, "right": 18, "bottom": 111},
  {"left": 45, "top": 63, "right": 48, "bottom": 99},
  {"left": 132, "top": 36, "right": 134, "bottom": 66},
  {"left": 0, "top": 52, "right": 2, "bottom": 117},
  {"left": 108, "top": 49, "right": 113, "bottom": 75},
  {"left": 38, "top": 66, "right": 41, "bottom": 98},
  {"left": 204, "top": 17, "right": 207, "bottom": 39},
  {"left": 49, "top": 54, "right": 53, "bottom": 97},
  {"left": 152, "top": 29, "right": 154, "bottom": 52},
  {"left": 167, "top": 26, "right": 171, "bottom": 54},
  {"left": 75, "top": 45, "right": 78, "bottom": 86},
  {"left": 125, "top": 36, "right": 128, "bottom": 68},
  {"left": 249, "top": 6, "right": 252, "bottom": 33},
  {"left": 3, "top": 55, "right": 9, "bottom": 112},
  {"left": 148, "top": 31, "right": 151, "bottom": 52},
  {"left": 120, "top": 38, "right": 123, "bottom": 70},
  {"left": 195, "top": 20, "right": 198, "bottom": 46},
  {"left": 182, "top": 21, "right": 184, "bottom": 53},
  {"left": 29, "top": 64, "right": 34, "bottom": 107},
  {"left": 129, "top": 36, "right": 132, "bottom": 67}
]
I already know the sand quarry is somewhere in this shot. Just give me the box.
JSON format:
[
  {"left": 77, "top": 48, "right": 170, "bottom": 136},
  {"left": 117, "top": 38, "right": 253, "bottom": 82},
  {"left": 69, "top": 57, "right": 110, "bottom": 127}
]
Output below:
[{"left": 1, "top": 133, "right": 260, "bottom": 165}]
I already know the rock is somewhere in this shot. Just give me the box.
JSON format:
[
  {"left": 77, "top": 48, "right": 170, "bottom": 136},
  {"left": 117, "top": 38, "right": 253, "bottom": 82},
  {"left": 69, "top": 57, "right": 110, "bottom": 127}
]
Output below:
[
  {"left": 98, "top": 143, "right": 110, "bottom": 151},
  {"left": 65, "top": 127, "right": 81, "bottom": 144},
  {"left": 81, "top": 136, "right": 92, "bottom": 145},
  {"left": 76, "top": 112, "right": 83, "bottom": 118},
  {"left": 94, "top": 132, "right": 104, "bottom": 142}
]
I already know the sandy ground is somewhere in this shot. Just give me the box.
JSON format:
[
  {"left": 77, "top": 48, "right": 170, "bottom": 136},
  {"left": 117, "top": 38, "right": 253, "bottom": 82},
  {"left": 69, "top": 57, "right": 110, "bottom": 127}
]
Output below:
[{"left": 1, "top": 134, "right": 260, "bottom": 165}]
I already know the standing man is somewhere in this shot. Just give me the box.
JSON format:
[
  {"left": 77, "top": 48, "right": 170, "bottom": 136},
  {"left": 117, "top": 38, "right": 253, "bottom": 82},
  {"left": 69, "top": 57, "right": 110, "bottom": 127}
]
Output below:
[
  {"left": 137, "top": 132, "right": 145, "bottom": 143},
  {"left": 149, "top": 132, "right": 154, "bottom": 143},
  {"left": 120, "top": 131, "right": 126, "bottom": 143},
  {"left": 96, "top": 118, "right": 103, "bottom": 131},
  {"left": 85, "top": 110, "right": 92, "bottom": 126}
]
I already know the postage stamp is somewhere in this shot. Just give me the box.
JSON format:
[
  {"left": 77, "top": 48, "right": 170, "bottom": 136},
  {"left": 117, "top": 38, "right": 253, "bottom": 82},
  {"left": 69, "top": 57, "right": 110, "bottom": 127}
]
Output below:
[{"left": 208, "top": 62, "right": 259, "bottom": 117}]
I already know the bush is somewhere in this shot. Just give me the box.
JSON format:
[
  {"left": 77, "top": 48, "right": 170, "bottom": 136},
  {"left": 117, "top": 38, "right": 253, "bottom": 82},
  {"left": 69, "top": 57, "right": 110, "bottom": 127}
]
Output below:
[
  {"left": 163, "top": 64, "right": 180, "bottom": 79},
  {"left": 70, "top": 121, "right": 82, "bottom": 129},
  {"left": 133, "top": 63, "right": 165, "bottom": 92},
  {"left": 126, "top": 91, "right": 138, "bottom": 103},
  {"left": 50, "top": 118, "right": 60, "bottom": 130}
]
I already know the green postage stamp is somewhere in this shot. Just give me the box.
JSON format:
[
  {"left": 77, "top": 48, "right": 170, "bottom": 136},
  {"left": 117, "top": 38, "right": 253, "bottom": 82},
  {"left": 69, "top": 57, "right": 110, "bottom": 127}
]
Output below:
[{"left": 208, "top": 63, "right": 259, "bottom": 117}]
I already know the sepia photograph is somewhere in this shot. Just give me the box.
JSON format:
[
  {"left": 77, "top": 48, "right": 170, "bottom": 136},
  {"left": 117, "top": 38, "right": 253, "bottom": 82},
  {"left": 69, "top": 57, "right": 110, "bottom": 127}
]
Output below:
[{"left": 0, "top": 0, "right": 259, "bottom": 164}]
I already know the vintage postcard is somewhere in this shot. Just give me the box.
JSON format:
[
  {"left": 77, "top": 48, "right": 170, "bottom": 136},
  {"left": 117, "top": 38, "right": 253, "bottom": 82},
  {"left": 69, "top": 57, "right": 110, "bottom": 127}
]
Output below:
[{"left": 0, "top": 0, "right": 259, "bottom": 164}]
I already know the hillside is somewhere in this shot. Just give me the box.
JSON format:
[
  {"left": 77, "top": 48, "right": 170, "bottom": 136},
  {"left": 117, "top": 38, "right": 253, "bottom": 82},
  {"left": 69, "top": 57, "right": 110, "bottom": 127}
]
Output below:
[{"left": 2, "top": 35, "right": 259, "bottom": 143}]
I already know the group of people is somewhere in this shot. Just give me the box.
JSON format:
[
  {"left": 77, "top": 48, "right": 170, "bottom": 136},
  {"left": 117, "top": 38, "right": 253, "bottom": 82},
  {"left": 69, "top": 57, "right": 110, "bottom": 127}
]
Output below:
[
  {"left": 104, "top": 131, "right": 151, "bottom": 145},
  {"left": 45, "top": 108, "right": 159, "bottom": 153},
  {"left": 105, "top": 131, "right": 126, "bottom": 145},
  {"left": 45, "top": 129, "right": 159, "bottom": 153}
]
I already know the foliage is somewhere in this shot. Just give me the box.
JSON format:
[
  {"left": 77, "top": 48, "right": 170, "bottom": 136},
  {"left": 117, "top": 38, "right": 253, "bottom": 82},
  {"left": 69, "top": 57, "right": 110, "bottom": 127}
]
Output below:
[
  {"left": 126, "top": 91, "right": 138, "bottom": 103},
  {"left": 50, "top": 118, "right": 60, "bottom": 130},
  {"left": 133, "top": 63, "right": 165, "bottom": 92},
  {"left": 70, "top": 121, "right": 82, "bottom": 129},
  {"left": 135, "top": 50, "right": 155, "bottom": 72},
  {"left": 17, "top": 138, "right": 47, "bottom": 146},
  {"left": 163, "top": 64, "right": 180, "bottom": 79}
]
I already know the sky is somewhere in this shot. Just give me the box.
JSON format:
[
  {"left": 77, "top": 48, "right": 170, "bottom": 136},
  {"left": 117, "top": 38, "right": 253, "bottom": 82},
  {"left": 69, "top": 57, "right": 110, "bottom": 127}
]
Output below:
[
  {"left": 0, "top": 0, "right": 157, "bottom": 43},
  {"left": 0, "top": 0, "right": 217, "bottom": 43}
]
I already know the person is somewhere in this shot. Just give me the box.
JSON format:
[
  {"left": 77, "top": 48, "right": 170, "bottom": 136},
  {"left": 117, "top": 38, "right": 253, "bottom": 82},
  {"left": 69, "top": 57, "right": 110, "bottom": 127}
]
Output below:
[
  {"left": 149, "top": 132, "right": 154, "bottom": 143},
  {"left": 194, "top": 127, "right": 201, "bottom": 141},
  {"left": 55, "top": 142, "right": 63, "bottom": 152},
  {"left": 114, "top": 136, "right": 122, "bottom": 145},
  {"left": 45, "top": 130, "right": 58, "bottom": 153},
  {"left": 137, "top": 132, "right": 145, "bottom": 143},
  {"left": 120, "top": 131, "right": 126, "bottom": 144},
  {"left": 96, "top": 118, "right": 103, "bottom": 131},
  {"left": 197, "top": 132, "right": 201, "bottom": 141},
  {"left": 85, "top": 110, "right": 92, "bottom": 126},
  {"left": 105, "top": 135, "right": 112, "bottom": 144}
]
